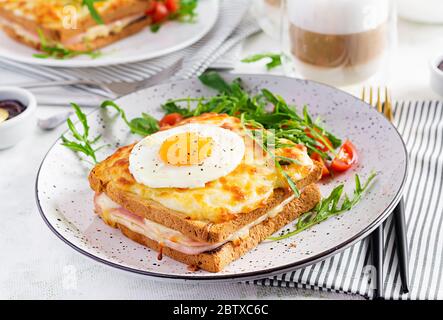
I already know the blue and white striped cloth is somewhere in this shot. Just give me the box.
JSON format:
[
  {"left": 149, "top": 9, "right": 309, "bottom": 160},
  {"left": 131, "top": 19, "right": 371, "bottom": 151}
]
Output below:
[{"left": 255, "top": 100, "right": 443, "bottom": 300}]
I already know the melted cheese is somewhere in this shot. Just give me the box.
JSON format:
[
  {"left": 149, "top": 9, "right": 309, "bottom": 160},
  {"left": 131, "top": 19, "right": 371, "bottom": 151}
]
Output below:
[
  {"left": 0, "top": 0, "right": 142, "bottom": 27},
  {"left": 92, "top": 114, "right": 314, "bottom": 223}
]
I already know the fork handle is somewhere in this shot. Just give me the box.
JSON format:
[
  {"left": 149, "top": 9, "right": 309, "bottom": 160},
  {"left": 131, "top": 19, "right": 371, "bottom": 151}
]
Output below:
[
  {"left": 372, "top": 226, "right": 384, "bottom": 299},
  {"left": 393, "top": 198, "right": 409, "bottom": 293},
  {"left": 16, "top": 80, "right": 101, "bottom": 89}
]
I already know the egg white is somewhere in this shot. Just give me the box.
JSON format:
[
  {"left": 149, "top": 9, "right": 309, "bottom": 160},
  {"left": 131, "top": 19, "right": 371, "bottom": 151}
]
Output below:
[{"left": 128, "top": 123, "right": 246, "bottom": 189}]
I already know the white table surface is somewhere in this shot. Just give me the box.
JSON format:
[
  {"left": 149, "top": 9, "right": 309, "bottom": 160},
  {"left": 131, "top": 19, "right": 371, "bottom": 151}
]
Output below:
[{"left": 1, "top": 19, "right": 442, "bottom": 300}]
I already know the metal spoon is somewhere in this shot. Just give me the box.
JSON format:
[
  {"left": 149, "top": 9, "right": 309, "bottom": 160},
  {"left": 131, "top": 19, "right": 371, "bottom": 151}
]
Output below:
[
  {"left": 0, "top": 108, "right": 9, "bottom": 124},
  {"left": 38, "top": 111, "right": 73, "bottom": 130}
]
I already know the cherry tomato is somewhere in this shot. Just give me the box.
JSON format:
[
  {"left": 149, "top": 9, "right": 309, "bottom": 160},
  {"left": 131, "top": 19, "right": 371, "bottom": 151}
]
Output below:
[
  {"left": 305, "top": 128, "right": 332, "bottom": 152},
  {"left": 159, "top": 113, "right": 184, "bottom": 127},
  {"left": 310, "top": 152, "right": 330, "bottom": 178},
  {"left": 152, "top": 2, "right": 169, "bottom": 23},
  {"left": 166, "top": 0, "right": 180, "bottom": 13},
  {"left": 145, "top": 1, "right": 158, "bottom": 15},
  {"left": 330, "top": 140, "right": 358, "bottom": 172}
]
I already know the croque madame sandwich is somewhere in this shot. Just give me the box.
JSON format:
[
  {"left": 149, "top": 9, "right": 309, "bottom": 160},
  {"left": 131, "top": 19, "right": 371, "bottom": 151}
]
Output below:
[
  {"left": 89, "top": 113, "right": 322, "bottom": 272},
  {"left": 0, "top": 0, "right": 154, "bottom": 51}
]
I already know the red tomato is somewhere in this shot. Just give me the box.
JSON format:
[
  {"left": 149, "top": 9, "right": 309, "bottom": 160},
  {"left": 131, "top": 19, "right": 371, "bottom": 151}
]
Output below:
[
  {"left": 166, "top": 0, "right": 180, "bottom": 13},
  {"left": 145, "top": 1, "right": 158, "bottom": 15},
  {"left": 305, "top": 128, "right": 332, "bottom": 152},
  {"left": 159, "top": 113, "right": 183, "bottom": 127},
  {"left": 152, "top": 2, "right": 169, "bottom": 23},
  {"left": 331, "top": 140, "right": 358, "bottom": 172},
  {"left": 310, "top": 152, "right": 330, "bottom": 178}
]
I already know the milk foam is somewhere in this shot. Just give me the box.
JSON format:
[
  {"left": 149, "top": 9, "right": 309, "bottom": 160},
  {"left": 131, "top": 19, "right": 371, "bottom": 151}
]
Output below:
[{"left": 288, "top": 0, "right": 389, "bottom": 35}]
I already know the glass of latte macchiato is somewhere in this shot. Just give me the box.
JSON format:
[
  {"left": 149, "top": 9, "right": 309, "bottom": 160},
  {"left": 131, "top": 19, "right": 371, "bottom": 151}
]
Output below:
[
  {"left": 252, "top": 0, "right": 283, "bottom": 39},
  {"left": 281, "top": 0, "right": 396, "bottom": 86}
]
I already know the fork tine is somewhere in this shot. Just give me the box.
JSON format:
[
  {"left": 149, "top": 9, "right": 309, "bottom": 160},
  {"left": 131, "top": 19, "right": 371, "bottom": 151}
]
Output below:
[
  {"left": 369, "top": 87, "right": 373, "bottom": 105},
  {"left": 384, "top": 87, "right": 394, "bottom": 122},
  {"left": 376, "top": 87, "right": 382, "bottom": 113},
  {"left": 361, "top": 87, "right": 366, "bottom": 101}
]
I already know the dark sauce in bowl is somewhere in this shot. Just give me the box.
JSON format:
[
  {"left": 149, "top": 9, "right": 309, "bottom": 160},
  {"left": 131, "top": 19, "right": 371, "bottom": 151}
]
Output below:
[{"left": 0, "top": 100, "right": 27, "bottom": 120}]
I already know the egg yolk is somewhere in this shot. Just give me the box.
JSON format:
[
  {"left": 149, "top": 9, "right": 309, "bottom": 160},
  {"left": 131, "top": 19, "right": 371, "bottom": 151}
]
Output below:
[{"left": 159, "top": 132, "right": 213, "bottom": 166}]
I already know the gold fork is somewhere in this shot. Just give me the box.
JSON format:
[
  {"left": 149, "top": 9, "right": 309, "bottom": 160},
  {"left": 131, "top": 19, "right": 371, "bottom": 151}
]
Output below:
[
  {"left": 361, "top": 87, "right": 393, "bottom": 121},
  {"left": 361, "top": 87, "right": 409, "bottom": 298}
]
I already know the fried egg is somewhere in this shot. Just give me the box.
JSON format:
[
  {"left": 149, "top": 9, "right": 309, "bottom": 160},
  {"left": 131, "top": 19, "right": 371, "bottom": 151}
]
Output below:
[
  {"left": 129, "top": 123, "right": 246, "bottom": 189},
  {"left": 123, "top": 114, "right": 315, "bottom": 222}
]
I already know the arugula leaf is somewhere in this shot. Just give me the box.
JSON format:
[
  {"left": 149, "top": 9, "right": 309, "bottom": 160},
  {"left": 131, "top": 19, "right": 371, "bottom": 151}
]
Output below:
[
  {"left": 268, "top": 172, "right": 377, "bottom": 241},
  {"left": 61, "top": 103, "right": 103, "bottom": 164},
  {"left": 34, "top": 29, "right": 101, "bottom": 60},
  {"left": 100, "top": 100, "right": 159, "bottom": 136},
  {"left": 242, "top": 53, "right": 282, "bottom": 70},
  {"left": 261, "top": 88, "right": 280, "bottom": 105},
  {"left": 129, "top": 113, "right": 161, "bottom": 136},
  {"left": 198, "top": 71, "right": 233, "bottom": 94},
  {"left": 303, "top": 105, "right": 313, "bottom": 125},
  {"left": 82, "top": 0, "right": 106, "bottom": 25},
  {"left": 162, "top": 101, "right": 194, "bottom": 117},
  {"left": 176, "top": 0, "right": 199, "bottom": 22},
  {"left": 150, "top": 24, "right": 161, "bottom": 33},
  {"left": 240, "top": 113, "right": 301, "bottom": 197},
  {"left": 249, "top": 113, "right": 290, "bottom": 126},
  {"left": 324, "top": 131, "right": 342, "bottom": 149},
  {"left": 276, "top": 161, "right": 300, "bottom": 197}
]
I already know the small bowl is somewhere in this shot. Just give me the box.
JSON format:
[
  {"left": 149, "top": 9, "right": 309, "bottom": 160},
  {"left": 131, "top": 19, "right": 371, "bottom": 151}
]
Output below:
[
  {"left": 0, "top": 87, "right": 37, "bottom": 149},
  {"left": 429, "top": 54, "right": 443, "bottom": 97}
]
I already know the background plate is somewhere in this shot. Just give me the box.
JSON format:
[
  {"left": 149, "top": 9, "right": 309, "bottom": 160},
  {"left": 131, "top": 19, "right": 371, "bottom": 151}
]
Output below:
[
  {"left": 36, "top": 74, "right": 407, "bottom": 282},
  {"left": 0, "top": 0, "right": 218, "bottom": 68}
]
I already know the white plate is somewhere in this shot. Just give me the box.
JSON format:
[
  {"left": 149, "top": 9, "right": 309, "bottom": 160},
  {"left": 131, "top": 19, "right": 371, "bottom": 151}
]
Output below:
[
  {"left": 35, "top": 74, "right": 408, "bottom": 282},
  {"left": 0, "top": 0, "right": 218, "bottom": 68}
]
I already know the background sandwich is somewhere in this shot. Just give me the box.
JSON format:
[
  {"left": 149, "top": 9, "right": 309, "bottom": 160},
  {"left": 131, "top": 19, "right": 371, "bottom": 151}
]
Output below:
[{"left": 0, "top": 0, "right": 158, "bottom": 52}]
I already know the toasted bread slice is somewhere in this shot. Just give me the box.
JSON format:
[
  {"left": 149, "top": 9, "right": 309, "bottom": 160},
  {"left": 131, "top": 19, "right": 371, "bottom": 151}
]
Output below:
[
  {"left": 115, "top": 183, "right": 321, "bottom": 272},
  {"left": 89, "top": 144, "right": 322, "bottom": 244}
]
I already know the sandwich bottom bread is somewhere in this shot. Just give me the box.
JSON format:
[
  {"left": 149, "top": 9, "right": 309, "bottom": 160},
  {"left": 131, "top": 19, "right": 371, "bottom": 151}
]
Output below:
[
  {"left": 88, "top": 113, "right": 323, "bottom": 272},
  {"left": 96, "top": 184, "right": 321, "bottom": 272}
]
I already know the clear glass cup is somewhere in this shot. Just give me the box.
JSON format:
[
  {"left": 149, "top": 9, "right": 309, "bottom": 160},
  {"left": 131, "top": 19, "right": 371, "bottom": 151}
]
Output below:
[
  {"left": 251, "top": 0, "right": 283, "bottom": 39},
  {"left": 280, "top": 0, "right": 396, "bottom": 86}
]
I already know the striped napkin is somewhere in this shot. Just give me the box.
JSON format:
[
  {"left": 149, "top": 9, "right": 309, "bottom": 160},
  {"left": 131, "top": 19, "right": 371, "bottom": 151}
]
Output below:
[
  {"left": 0, "top": 0, "right": 258, "bottom": 85},
  {"left": 252, "top": 101, "right": 443, "bottom": 300}
]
